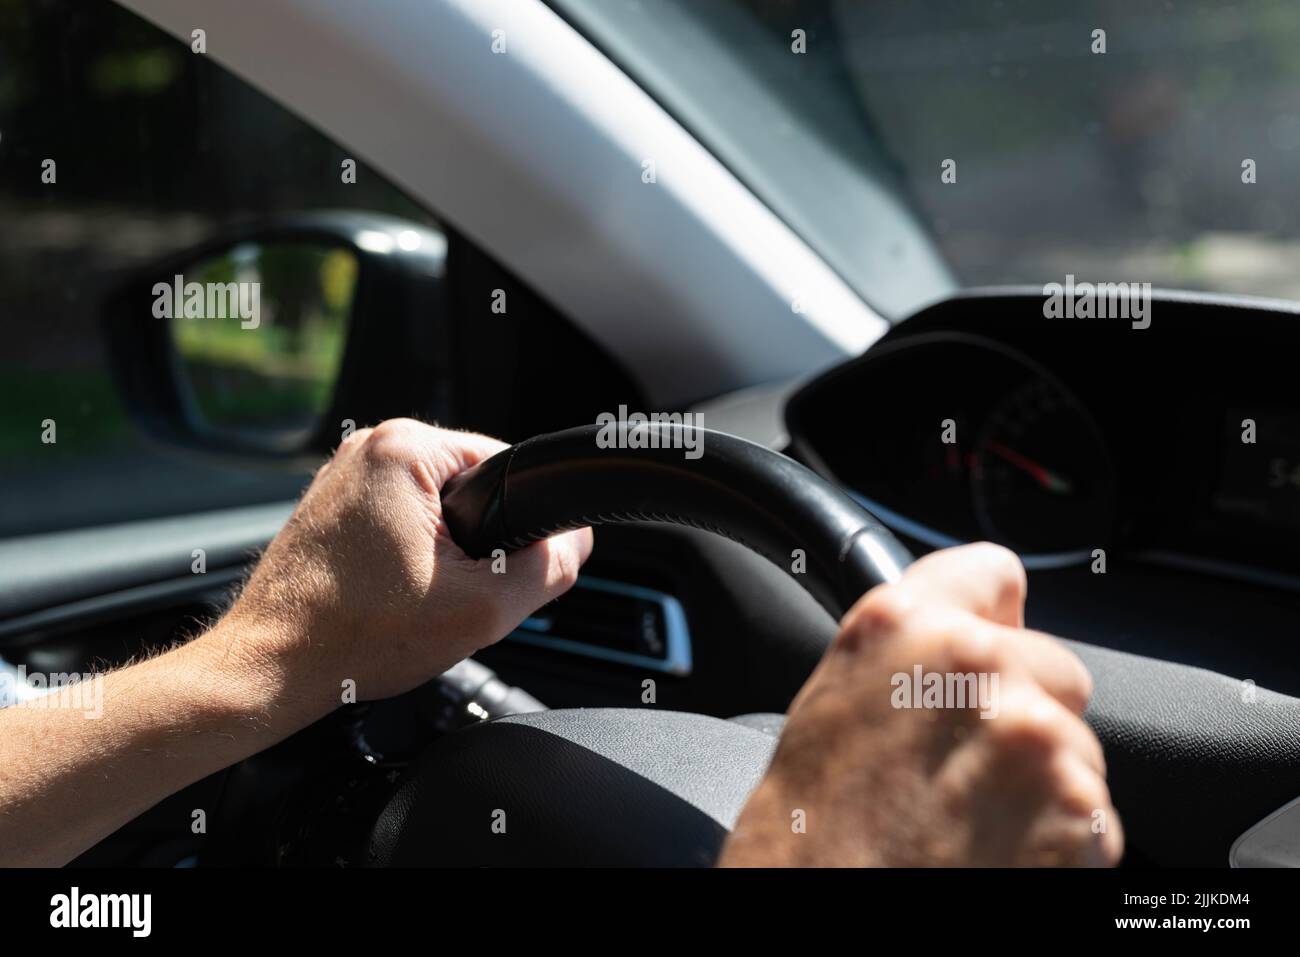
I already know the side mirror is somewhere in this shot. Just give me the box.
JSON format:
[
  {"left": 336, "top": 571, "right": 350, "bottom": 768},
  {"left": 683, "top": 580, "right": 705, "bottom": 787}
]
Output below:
[
  {"left": 103, "top": 212, "right": 451, "bottom": 462},
  {"left": 164, "top": 240, "right": 356, "bottom": 452}
]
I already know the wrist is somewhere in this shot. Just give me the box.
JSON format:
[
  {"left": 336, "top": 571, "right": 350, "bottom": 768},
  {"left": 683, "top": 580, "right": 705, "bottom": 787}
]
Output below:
[{"left": 184, "top": 614, "right": 338, "bottom": 742}]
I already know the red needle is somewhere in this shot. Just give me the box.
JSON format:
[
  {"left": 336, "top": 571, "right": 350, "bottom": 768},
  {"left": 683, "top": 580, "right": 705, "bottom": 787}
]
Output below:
[{"left": 985, "top": 440, "right": 1074, "bottom": 494}]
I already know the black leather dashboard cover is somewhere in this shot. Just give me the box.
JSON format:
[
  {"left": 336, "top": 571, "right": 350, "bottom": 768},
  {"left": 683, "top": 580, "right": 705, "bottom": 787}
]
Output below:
[
  {"left": 367, "top": 709, "right": 778, "bottom": 867},
  {"left": 1069, "top": 640, "right": 1300, "bottom": 866},
  {"left": 440, "top": 423, "right": 913, "bottom": 616}
]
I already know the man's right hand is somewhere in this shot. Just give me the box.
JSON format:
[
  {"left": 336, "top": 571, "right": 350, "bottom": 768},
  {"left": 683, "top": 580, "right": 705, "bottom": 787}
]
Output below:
[{"left": 720, "top": 543, "right": 1122, "bottom": 867}]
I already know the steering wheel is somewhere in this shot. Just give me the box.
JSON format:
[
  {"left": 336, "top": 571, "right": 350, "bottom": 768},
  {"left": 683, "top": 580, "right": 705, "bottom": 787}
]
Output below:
[{"left": 365, "top": 423, "right": 1300, "bottom": 867}]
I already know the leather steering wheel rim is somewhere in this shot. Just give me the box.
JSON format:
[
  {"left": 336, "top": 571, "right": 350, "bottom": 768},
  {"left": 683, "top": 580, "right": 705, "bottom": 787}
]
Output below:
[
  {"left": 441, "top": 422, "right": 914, "bottom": 618},
  {"left": 369, "top": 423, "right": 911, "bottom": 866}
]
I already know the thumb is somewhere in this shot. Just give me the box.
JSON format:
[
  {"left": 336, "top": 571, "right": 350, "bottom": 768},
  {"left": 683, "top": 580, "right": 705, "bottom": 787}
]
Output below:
[{"left": 460, "top": 528, "right": 594, "bottom": 639}]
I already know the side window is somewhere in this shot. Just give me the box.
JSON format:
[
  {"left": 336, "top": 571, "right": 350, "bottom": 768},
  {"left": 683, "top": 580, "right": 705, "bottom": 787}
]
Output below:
[{"left": 0, "top": 0, "right": 440, "bottom": 537}]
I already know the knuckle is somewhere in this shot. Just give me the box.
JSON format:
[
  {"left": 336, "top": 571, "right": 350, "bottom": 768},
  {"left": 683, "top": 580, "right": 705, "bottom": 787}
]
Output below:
[
  {"left": 1061, "top": 649, "right": 1096, "bottom": 712},
  {"left": 338, "top": 426, "right": 373, "bottom": 452},
  {"left": 841, "top": 585, "right": 913, "bottom": 647},
  {"left": 372, "top": 417, "right": 424, "bottom": 440},
  {"left": 986, "top": 697, "right": 1066, "bottom": 756},
  {"left": 1052, "top": 760, "right": 1111, "bottom": 819},
  {"left": 970, "top": 541, "right": 1028, "bottom": 605},
  {"left": 934, "top": 621, "right": 1004, "bottom": 675},
  {"left": 364, "top": 418, "right": 425, "bottom": 464}
]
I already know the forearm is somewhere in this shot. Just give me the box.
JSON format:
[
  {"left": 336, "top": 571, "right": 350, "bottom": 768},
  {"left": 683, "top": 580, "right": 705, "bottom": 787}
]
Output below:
[{"left": 0, "top": 619, "right": 328, "bottom": 867}]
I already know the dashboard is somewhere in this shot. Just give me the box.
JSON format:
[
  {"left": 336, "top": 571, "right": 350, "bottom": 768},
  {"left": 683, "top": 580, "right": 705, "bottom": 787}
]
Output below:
[{"left": 787, "top": 290, "right": 1300, "bottom": 586}]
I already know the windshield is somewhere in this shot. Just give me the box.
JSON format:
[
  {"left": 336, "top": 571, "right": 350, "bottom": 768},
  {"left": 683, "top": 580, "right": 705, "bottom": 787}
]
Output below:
[{"left": 555, "top": 0, "right": 1300, "bottom": 315}]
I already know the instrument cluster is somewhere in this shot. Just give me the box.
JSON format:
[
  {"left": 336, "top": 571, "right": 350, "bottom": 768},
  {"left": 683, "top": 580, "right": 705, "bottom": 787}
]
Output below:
[{"left": 787, "top": 291, "right": 1300, "bottom": 581}]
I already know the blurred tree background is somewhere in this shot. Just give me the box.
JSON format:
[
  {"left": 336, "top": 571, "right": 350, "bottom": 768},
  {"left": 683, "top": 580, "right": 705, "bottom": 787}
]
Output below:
[{"left": 736, "top": 0, "right": 1300, "bottom": 295}]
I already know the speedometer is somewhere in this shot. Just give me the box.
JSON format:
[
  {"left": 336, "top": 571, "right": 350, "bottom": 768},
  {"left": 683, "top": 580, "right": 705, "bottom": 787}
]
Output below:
[{"left": 970, "top": 377, "right": 1113, "bottom": 553}]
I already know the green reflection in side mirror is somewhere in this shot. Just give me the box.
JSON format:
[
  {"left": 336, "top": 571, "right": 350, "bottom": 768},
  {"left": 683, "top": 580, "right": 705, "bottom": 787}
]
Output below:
[{"left": 162, "top": 242, "right": 357, "bottom": 448}]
